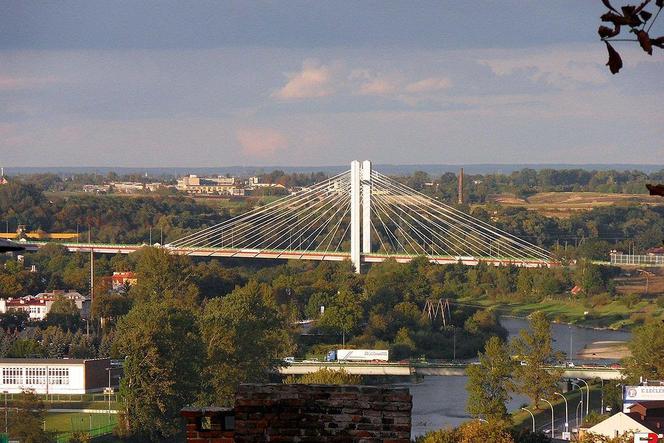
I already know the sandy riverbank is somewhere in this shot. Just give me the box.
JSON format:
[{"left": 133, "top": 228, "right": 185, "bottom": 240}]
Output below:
[{"left": 576, "top": 340, "right": 631, "bottom": 360}]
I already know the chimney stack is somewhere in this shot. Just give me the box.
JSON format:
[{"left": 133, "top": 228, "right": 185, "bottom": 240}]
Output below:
[{"left": 457, "top": 168, "right": 464, "bottom": 205}]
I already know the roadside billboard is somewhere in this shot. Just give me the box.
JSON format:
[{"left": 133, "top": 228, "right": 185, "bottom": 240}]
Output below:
[{"left": 624, "top": 385, "right": 664, "bottom": 413}]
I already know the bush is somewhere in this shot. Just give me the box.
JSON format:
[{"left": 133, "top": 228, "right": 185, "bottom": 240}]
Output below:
[
  {"left": 284, "top": 368, "right": 361, "bottom": 385},
  {"left": 621, "top": 293, "right": 641, "bottom": 309},
  {"left": 656, "top": 295, "right": 664, "bottom": 308},
  {"left": 68, "top": 432, "right": 91, "bottom": 443}
]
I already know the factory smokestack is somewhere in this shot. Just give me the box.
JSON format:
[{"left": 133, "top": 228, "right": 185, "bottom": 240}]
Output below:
[{"left": 457, "top": 168, "right": 464, "bottom": 205}]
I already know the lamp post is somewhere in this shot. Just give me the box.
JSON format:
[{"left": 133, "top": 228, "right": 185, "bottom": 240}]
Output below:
[
  {"left": 555, "top": 392, "right": 569, "bottom": 435},
  {"left": 576, "top": 399, "right": 584, "bottom": 428},
  {"left": 577, "top": 378, "right": 590, "bottom": 416},
  {"left": 3, "top": 390, "right": 7, "bottom": 434},
  {"left": 521, "top": 407, "right": 535, "bottom": 433},
  {"left": 541, "top": 398, "right": 555, "bottom": 439},
  {"left": 600, "top": 378, "right": 604, "bottom": 414},
  {"left": 572, "top": 382, "right": 584, "bottom": 426},
  {"left": 105, "top": 367, "right": 113, "bottom": 423}
]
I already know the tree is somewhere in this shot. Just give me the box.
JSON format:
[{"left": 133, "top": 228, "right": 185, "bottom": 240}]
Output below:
[
  {"left": 511, "top": 312, "right": 563, "bottom": 408},
  {"left": 457, "top": 420, "right": 514, "bottom": 443},
  {"left": 0, "top": 310, "right": 29, "bottom": 332},
  {"left": 318, "top": 288, "right": 363, "bottom": 346},
  {"left": 199, "top": 280, "right": 292, "bottom": 406},
  {"left": 623, "top": 320, "right": 664, "bottom": 382},
  {"left": 129, "top": 246, "right": 198, "bottom": 306},
  {"left": 44, "top": 296, "right": 81, "bottom": 331},
  {"left": 114, "top": 302, "right": 202, "bottom": 441},
  {"left": 415, "top": 427, "right": 460, "bottom": 443},
  {"left": 573, "top": 260, "right": 604, "bottom": 296},
  {"left": 466, "top": 336, "right": 514, "bottom": 420},
  {"left": 8, "top": 389, "right": 56, "bottom": 442},
  {"left": 284, "top": 368, "right": 361, "bottom": 384}
]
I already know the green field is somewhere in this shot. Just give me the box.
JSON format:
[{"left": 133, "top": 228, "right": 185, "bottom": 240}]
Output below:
[
  {"left": 46, "top": 412, "right": 117, "bottom": 432},
  {"left": 461, "top": 295, "right": 662, "bottom": 330}
]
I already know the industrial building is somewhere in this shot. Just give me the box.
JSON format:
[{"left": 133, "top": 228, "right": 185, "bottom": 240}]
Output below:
[{"left": 0, "top": 358, "right": 116, "bottom": 394}]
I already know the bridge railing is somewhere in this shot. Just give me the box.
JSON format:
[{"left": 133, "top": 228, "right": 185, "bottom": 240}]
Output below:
[{"left": 610, "top": 253, "right": 664, "bottom": 266}]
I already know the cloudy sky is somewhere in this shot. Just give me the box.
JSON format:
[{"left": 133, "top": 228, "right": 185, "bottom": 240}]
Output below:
[{"left": 1, "top": 1, "right": 663, "bottom": 167}]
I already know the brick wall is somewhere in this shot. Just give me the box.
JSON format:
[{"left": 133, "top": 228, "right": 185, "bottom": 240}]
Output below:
[
  {"left": 182, "top": 383, "right": 412, "bottom": 443},
  {"left": 181, "top": 407, "right": 236, "bottom": 443}
]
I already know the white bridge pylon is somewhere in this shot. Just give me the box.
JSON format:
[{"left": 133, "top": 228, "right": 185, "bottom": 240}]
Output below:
[{"left": 169, "top": 160, "right": 553, "bottom": 273}]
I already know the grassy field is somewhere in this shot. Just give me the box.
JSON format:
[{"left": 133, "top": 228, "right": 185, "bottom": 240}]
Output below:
[
  {"left": 483, "top": 191, "right": 664, "bottom": 218},
  {"left": 46, "top": 411, "right": 117, "bottom": 431},
  {"left": 462, "top": 292, "right": 663, "bottom": 330}
]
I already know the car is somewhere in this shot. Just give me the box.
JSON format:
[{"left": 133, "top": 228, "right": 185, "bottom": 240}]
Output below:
[
  {"left": 565, "top": 361, "right": 575, "bottom": 367},
  {"left": 283, "top": 357, "right": 295, "bottom": 364}
]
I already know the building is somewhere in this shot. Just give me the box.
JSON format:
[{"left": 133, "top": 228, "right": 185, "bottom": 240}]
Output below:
[
  {"left": 110, "top": 181, "right": 146, "bottom": 193},
  {"left": 0, "top": 358, "right": 116, "bottom": 394},
  {"left": 583, "top": 385, "right": 664, "bottom": 440},
  {"left": 584, "top": 412, "right": 655, "bottom": 439},
  {"left": 111, "top": 271, "right": 137, "bottom": 292},
  {"left": 176, "top": 174, "right": 245, "bottom": 196},
  {"left": 0, "top": 290, "right": 90, "bottom": 321},
  {"left": 585, "top": 403, "right": 664, "bottom": 440}
]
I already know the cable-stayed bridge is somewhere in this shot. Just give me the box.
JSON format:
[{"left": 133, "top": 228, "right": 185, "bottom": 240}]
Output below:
[{"left": 22, "top": 160, "right": 554, "bottom": 272}]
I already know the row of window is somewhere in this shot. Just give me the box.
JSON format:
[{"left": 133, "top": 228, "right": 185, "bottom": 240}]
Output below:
[{"left": 1, "top": 367, "right": 70, "bottom": 385}]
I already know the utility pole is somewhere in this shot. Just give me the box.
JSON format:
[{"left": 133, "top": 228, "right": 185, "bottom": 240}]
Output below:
[
  {"left": 458, "top": 167, "right": 464, "bottom": 205},
  {"left": 89, "top": 228, "right": 94, "bottom": 314}
]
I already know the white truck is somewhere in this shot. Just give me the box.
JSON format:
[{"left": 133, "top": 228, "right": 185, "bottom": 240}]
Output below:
[{"left": 325, "top": 349, "right": 389, "bottom": 362}]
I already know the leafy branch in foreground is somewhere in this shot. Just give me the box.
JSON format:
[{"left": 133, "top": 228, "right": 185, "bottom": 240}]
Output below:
[{"left": 599, "top": 0, "right": 664, "bottom": 73}]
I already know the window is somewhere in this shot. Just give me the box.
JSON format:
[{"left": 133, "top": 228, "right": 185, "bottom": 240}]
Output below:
[
  {"left": 1, "top": 367, "right": 23, "bottom": 385},
  {"left": 48, "top": 367, "right": 69, "bottom": 385},
  {"left": 25, "top": 367, "right": 47, "bottom": 385}
]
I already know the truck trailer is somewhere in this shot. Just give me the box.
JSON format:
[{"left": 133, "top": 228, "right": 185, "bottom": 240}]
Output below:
[{"left": 325, "top": 349, "right": 389, "bottom": 362}]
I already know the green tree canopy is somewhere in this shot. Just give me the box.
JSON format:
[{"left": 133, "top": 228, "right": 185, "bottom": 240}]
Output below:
[
  {"left": 466, "top": 336, "right": 514, "bottom": 420},
  {"left": 199, "top": 280, "right": 292, "bottom": 406},
  {"left": 318, "top": 288, "right": 363, "bottom": 346},
  {"left": 623, "top": 321, "right": 664, "bottom": 383},
  {"left": 8, "top": 389, "right": 55, "bottom": 443},
  {"left": 511, "top": 311, "right": 563, "bottom": 408},
  {"left": 44, "top": 296, "right": 81, "bottom": 331},
  {"left": 114, "top": 302, "right": 203, "bottom": 441}
]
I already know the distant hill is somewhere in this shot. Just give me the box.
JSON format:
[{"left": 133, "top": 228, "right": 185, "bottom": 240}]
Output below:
[{"left": 4, "top": 163, "right": 664, "bottom": 177}]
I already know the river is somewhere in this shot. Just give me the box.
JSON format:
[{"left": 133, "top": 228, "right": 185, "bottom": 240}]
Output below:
[{"left": 406, "top": 317, "right": 632, "bottom": 437}]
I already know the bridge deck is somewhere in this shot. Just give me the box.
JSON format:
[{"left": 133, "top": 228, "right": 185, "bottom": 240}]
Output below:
[
  {"left": 279, "top": 362, "right": 623, "bottom": 379},
  {"left": 21, "top": 242, "right": 556, "bottom": 267}
]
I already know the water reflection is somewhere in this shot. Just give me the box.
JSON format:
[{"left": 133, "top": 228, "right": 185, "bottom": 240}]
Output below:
[{"left": 406, "top": 317, "right": 631, "bottom": 437}]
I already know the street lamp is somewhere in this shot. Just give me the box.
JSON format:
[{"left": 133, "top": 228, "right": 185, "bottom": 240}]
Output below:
[
  {"left": 600, "top": 378, "right": 604, "bottom": 414},
  {"left": 572, "top": 382, "right": 584, "bottom": 426},
  {"left": 555, "top": 392, "right": 569, "bottom": 435},
  {"left": 541, "top": 398, "right": 555, "bottom": 439},
  {"left": 576, "top": 399, "right": 584, "bottom": 428},
  {"left": 576, "top": 378, "right": 590, "bottom": 416},
  {"left": 521, "top": 407, "right": 535, "bottom": 433}
]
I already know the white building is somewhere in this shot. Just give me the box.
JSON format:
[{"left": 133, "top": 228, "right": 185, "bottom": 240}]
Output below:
[
  {"left": 584, "top": 412, "right": 654, "bottom": 440},
  {"left": 0, "top": 290, "right": 90, "bottom": 321},
  {"left": 0, "top": 358, "right": 116, "bottom": 394}
]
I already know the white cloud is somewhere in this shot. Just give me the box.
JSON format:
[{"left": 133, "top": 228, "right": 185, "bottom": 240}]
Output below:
[
  {"left": 0, "top": 75, "right": 58, "bottom": 90},
  {"left": 478, "top": 47, "right": 609, "bottom": 88},
  {"left": 405, "top": 77, "right": 451, "bottom": 93},
  {"left": 357, "top": 78, "right": 398, "bottom": 95},
  {"left": 273, "top": 60, "right": 334, "bottom": 99},
  {"left": 236, "top": 127, "right": 288, "bottom": 158}
]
